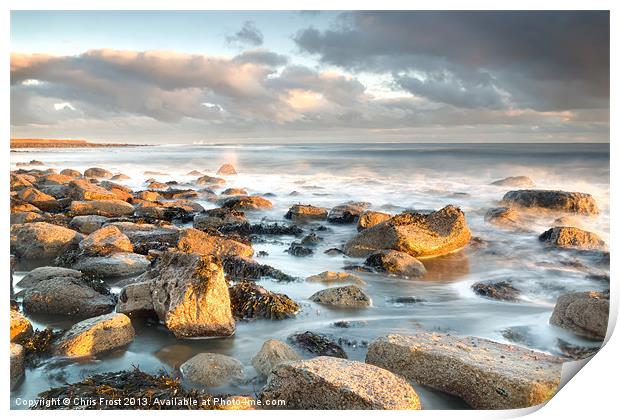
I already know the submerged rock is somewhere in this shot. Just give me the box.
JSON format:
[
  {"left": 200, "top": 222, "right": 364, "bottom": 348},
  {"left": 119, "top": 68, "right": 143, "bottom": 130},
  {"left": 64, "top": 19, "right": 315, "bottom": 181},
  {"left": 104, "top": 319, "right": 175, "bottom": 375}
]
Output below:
[
  {"left": 484, "top": 207, "right": 521, "bottom": 229},
  {"left": 10, "top": 222, "right": 83, "bottom": 261},
  {"left": 550, "top": 291, "right": 609, "bottom": 340},
  {"left": 344, "top": 205, "right": 471, "bottom": 258},
  {"left": 54, "top": 313, "right": 135, "bottom": 357},
  {"left": 23, "top": 277, "right": 115, "bottom": 319},
  {"left": 17, "top": 266, "right": 83, "bottom": 288},
  {"left": 539, "top": 227, "right": 606, "bottom": 250},
  {"left": 366, "top": 333, "right": 562, "bottom": 409},
  {"left": 327, "top": 201, "right": 370, "bottom": 224},
  {"left": 176, "top": 227, "right": 253, "bottom": 258},
  {"left": 220, "top": 195, "right": 273, "bottom": 210},
  {"left": 357, "top": 210, "right": 391, "bottom": 231},
  {"left": 288, "top": 331, "right": 347, "bottom": 359},
  {"left": 10, "top": 343, "right": 25, "bottom": 390},
  {"left": 196, "top": 175, "right": 226, "bottom": 186},
  {"left": 260, "top": 357, "right": 420, "bottom": 409},
  {"left": 69, "top": 199, "right": 135, "bottom": 217},
  {"left": 72, "top": 252, "right": 150, "bottom": 278},
  {"left": 251, "top": 339, "right": 301, "bottom": 377},
  {"left": 286, "top": 241, "right": 313, "bottom": 257},
  {"left": 79, "top": 225, "right": 133, "bottom": 256},
  {"left": 285, "top": 204, "right": 328, "bottom": 222},
  {"left": 364, "top": 250, "right": 426, "bottom": 277},
  {"left": 309, "top": 285, "right": 371, "bottom": 307},
  {"left": 306, "top": 271, "right": 366, "bottom": 285},
  {"left": 502, "top": 190, "right": 598, "bottom": 215},
  {"left": 222, "top": 256, "right": 297, "bottom": 282},
  {"left": 229, "top": 281, "right": 300, "bottom": 320},
  {"left": 181, "top": 353, "right": 245, "bottom": 387},
  {"left": 11, "top": 309, "right": 33, "bottom": 342},
  {"left": 490, "top": 176, "right": 535, "bottom": 188},
  {"left": 471, "top": 281, "right": 520, "bottom": 301},
  {"left": 216, "top": 163, "right": 237, "bottom": 175}
]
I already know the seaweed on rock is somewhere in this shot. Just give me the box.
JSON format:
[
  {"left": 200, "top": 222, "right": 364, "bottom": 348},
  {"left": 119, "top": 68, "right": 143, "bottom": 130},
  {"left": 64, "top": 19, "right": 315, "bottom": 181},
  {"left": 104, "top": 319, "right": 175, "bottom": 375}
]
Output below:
[{"left": 229, "top": 280, "right": 300, "bottom": 320}]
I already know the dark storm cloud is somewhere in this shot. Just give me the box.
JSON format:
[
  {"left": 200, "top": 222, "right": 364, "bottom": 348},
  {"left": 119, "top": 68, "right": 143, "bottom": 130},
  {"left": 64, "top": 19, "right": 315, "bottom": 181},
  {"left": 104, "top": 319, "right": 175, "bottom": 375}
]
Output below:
[
  {"left": 294, "top": 11, "right": 609, "bottom": 111},
  {"left": 226, "top": 21, "right": 264, "bottom": 47}
]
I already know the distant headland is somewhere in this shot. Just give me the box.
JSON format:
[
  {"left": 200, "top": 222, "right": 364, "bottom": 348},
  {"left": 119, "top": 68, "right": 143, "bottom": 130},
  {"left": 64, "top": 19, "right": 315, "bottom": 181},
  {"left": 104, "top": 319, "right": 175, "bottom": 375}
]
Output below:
[{"left": 10, "top": 138, "right": 147, "bottom": 149}]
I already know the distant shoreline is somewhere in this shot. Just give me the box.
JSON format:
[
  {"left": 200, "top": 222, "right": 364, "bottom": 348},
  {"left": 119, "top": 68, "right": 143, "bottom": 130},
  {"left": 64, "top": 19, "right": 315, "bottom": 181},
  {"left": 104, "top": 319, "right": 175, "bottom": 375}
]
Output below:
[{"left": 10, "top": 138, "right": 148, "bottom": 149}]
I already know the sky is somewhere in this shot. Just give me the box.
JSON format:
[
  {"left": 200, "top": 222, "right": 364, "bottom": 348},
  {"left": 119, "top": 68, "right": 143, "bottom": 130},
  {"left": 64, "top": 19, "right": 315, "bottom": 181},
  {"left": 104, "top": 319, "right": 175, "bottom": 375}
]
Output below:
[{"left": 10, "top": 11, "right": 610, "bottom": 143}]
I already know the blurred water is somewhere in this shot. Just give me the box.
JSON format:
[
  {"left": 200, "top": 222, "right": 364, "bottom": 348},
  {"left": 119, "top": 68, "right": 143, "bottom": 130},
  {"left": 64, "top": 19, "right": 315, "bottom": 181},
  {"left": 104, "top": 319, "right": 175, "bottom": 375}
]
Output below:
[{"left": 10, "top": 143, "right": 609, "bottom": 409}]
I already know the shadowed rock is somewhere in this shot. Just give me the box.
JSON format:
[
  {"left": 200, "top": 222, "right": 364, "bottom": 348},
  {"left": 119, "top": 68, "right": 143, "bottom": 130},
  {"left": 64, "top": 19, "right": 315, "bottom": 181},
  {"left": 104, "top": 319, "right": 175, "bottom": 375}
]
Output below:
[
  {"left": 472, "top": 281, "right": 520, "bottom": 301},
  {"left": 327, "top": 201, "right": 370, "bottom": 224},
  {"left": 193, "top": 207, "right": 247, "bottom": 230},
  {"left": 309, "top": 285, "right": 371, "bottom": 308},
  {"left": 72, "top": 252, "right": 150, "bottom": 278},
  {"left": 288, "top": 331, "right": 347, "bottom": 359},
  {"left": 181, "top": 353, "right": 244, "bottom": 387},
  {"left": 17, "top": 266, "right": 82, "bottom": 288},
  {"left": 223, "top": 256, "right": 297, "bottom": 282},
  {"left": 10, "top": 343, "right": 25, "bottom": 390},
  {"left": 252, "top": 339, "right": 301, "bottom": 377},
  {"left": 70, "top": 215, "right": 109, "bottom": 234},
  {"left": 550, "top": 291, "right": 609, "bottom": 340},
  {"left": 484, "top": 207, "right": 522, "bottom": 229}
]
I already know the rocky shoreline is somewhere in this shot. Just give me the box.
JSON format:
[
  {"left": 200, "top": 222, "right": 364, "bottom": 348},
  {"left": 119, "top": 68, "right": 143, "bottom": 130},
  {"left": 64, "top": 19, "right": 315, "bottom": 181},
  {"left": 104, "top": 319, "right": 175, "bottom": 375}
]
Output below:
[
  {"left": 11, "top": 138, "right": 147, "bottom": 149},
  {"left": 10, "top": 165, "right": 610, "bottom": 410}
]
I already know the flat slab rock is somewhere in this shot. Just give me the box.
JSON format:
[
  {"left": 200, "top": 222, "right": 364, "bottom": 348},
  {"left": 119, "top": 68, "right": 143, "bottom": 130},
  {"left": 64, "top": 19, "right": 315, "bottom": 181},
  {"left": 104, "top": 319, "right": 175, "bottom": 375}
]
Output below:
[
  {"left": 365, "top": 333, "right": 563, "bottom": 409},
  {"left": 260, "top": 356, "right": 421, "bottom": 409}
]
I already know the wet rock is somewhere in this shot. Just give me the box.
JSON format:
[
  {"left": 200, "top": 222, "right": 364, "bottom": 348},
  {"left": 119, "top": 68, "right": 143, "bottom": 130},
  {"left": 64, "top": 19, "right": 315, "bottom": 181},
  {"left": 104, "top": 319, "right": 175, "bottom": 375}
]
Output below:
[
  {"left": 300, "top": 232, "right": 321, "bottom": 246},
  {"left": 364, "top": 250, "right": 426, "bottom": 277},
  {"left": 67, "top": 179, "right": 117, "bottom": 201},
  {"left": 490, "top": 176, "right": 535, "bottom": 188},
  {"left": 69, "top": 199, "right": 135, "bottom": 217},
  {"left": 196, "top": 175, "right": 226, "bottom": 186},
  {"left": 556, "top": 339, "right": 600, "bottom": 360},
  {"left": 216, "top": 163, "right": 237, "bottom": 175},
  {"left": 70, "top": 215, "right": 109, "bottom": 234},
  {"left": 17, "top": 266, "right": 83, "bottom": 288},
  {"left": 285, "top": 204, "right": 328, "bottom": 222},
  {"left": 147, "top": 180, "right": 168, "bottom": 189},
  {"left": 309, "top": 285, "right": 371, "bottom": 307},
  {"left": 221, "top": 187, "right": 247, "bottom": 196},
  {"left": 471, "top": 281, "right": 520, "bottom": 301},
  {"left": 176, "top": 227, "right": 253, "bottom": 258},
  {"left": 345, "top": 205, "right": 471, "bottom": 258},
  {"left": 327, "top": 201, "right": 370, "bottom": 224},
  {"left": 80, "top": 225, "right": 133, "bottom": 256},
  {"left": 357, "top": 210, "right": 391, "bottom": 231},
  {"left": 193, "top": 207, "right": 247, "bottom": 230},
  {"left": 223, "top": 256, "right": 297, "bottom": 282},
  {"left": 550, "top": 291, "right": 609, "bottom": 340},
  {"left": 111, "top": 173, "right": 130, "bottom": 180},
  {"left": 147, "top": 252, "right": 235, "bottom": 338},
  {"left": 11, "top": 309, "right": 33, "bottom": 342},
  {"left": 84, "top": 167, "right": 113, "bottom": 178},
  {"left": 10, "top": 343, "right": 25, "bottom": 390},
  {"left": 366, "top": 333, "right": 562, "bottom": 409},
  {"left": 306, "top": 271, "right": 365, "bottom": 285},
  {"left": 72, "top": 252, "right": 150, "bottom": 278},
  {"left": 134, "top": 201, "right": 199, "bottom": 222},
  {"left": 260, "top": 357, "right": 420, "bottom": 409},
  {"left": 252, "top": 339, "right": 301, "bottom": 377},
  {"left": 106, "top": 222, "right": 180, "bottom": 254},
  {"left": 23, "top": 276, "right": 115, "bottom": 318},
  {"left": 10, "top": 222, "right": 83, "bottom": 260},
  {"left": 502, "top": 190, "right": 599, "bottom": 215},
  {"left": 389, "top": 296, "right": 425, "bottom": 304},
  {"left": 116, "top": 281, "right": 155, "bottom": 317},
  {"left": 181, "top": 353, "right": 245, "bottom": 387},
  {"left": 220, "top": 195, "right": 273, "bottom": 211},
  {"left": 11, "top": 211, "right": 46, "bottom": 224},
  {"left": 60, "top": 168, "right": 82, "bottom": 178},
  {"left": 484, "top": 207, "right": 521, "bottom": 228},
  {"left": 286, "top": 241, "right": 313, "bottom": 257},
  {"left": 229, "top": 281, "right": 300, "bottom": 320},
  {"left": 54, "top": 313, "right": 135, "bottom": 357},
  {"left": 243, "top": 223, "right": 303, "bottom": 236},
  {"left": 539, "top": 227, "right": 606, "bottom": 250},
  {"left": 324, "top": 248, "right": 344, "bottom": 256},
  {"left": 288, "top": 331, "right": 347, "bottom": 358}
]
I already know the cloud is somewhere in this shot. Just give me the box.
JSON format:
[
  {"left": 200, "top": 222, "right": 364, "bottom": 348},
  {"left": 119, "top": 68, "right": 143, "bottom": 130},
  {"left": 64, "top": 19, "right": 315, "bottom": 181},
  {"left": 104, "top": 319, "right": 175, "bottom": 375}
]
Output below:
[
  {"left": 294, "top": 11, "right": 609, "bottom": 111},
  {"left": 226, "top": 21, "right": 264, "bottom": 47}
]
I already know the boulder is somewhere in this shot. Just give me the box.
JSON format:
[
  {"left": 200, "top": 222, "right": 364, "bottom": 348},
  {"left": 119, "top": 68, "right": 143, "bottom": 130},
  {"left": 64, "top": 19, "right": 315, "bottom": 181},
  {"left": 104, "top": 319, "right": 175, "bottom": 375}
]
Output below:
[
  {"left": 70, "top": 215, "right": 109, "bottom": 234},
  {"left": 484, "top": 207, "right": 522, "bottom": 229},
  {"left": 68, "top": 179, "right": 118, "bottom": 200},
  {"left": 181, "top": 353, "right": 245, "bottom": 387},
  {"left": 11, "top": 198, "right": 41, "bottom": 214},
  {"left": 147, "top": 181, "right": 168, "bottom": 189},
  {"left": 550, "top": 291, "right": 609, "bottom": 340},
  {"left": 147, "top": 252, "right": 235, "bottom": 338},
  {"left": 306, "top": 271, "right": 366, "bottom": 285},
  {"left": 98, "top": 181, "right": 132, "bottom": 201},
  {"left": 502, "top": 190, "right": 598, "bottom": 215},
  {"left": 490, "top": 176, "right": 535, "bottom": 188},
  {"left": 220, "top": 195, "right": 273, "bottom": 211},
  {"left": 10, "top": 343, "right": 25, "bottom": 390},
  {"left": 193, "top": 207, "right": 247, "bottom": 230},
  {"left": 216, "top": 163, "right": 237, "bottom": 175},
  {"left": 10, "top": 173, "right": 35, "bottom": 190},
  {"left": 196, "top": 175, "right": 226, "bottom": 186},
  {"left": 111, "top": 173, "right": 130, "bottom": 180},
  {"left": 344, "top": 205, "right": 471, "bottom": 258},
  {"left": 116, "top": 281, "right": 155, "bottom": 317},
  {"left": 186, "top": 170, "right": 203, "bottom": 176},
  {"left": 285, "top": 204, "right": 328, "bottom": 222},
  {"left": 72, "top": 252, "right": 150, "bottom": 278},
  {"left": 471, "top": 281, "right": 520, "bottom": 301},
  {"left": 134, "top": 190, "right": 162, "bottom": 202},
  {"left": 286, "top": 241, "right": 313, "bottom": 257},
  {"left": 17, "top": 266, "right": 83, "bottom": 288},
  {"left": 10, "top": 309, "right": 33, "bottom": 342},
  {"left": 357, "top": 210, "right": 392, "bottom": 231},
  {"left": 37, "top": 173, "right": 75, "bottom": 185},
  {"left": 60, "top": 168, "right": 82, "bottom": 178},
  {"left": 309, "top": 285, "right": 371, "bottom": 307},
  {"left": 10, "top": 222, "right": 83, "bottom": 260},
  {"left": 251, "top": 339, "right": 301, "bottom": 377},
  {"left": 327, "top": 201, "right": 370, "bottom": 224},
  {"left": 69, "top": 200, "right": 135, "bottom": 217},
  {"left": 176, "top": 228, "right": 253, "bottom": 258},
  {"left": 364, "top": 250, "right": 426, "bottom": 277},
  {"left": 16, "top": 187, "right": 57, "bottom": 209},
  {"left": 229, "top": 281, "right": 300, "bottom": 320},
  {"left": 552, "top": 216, "right": 584, "bottom": 229},
  {"left": 539, "top": 227, "right": 606, "bottom": 250},
  {"left": 260, "top": 357, "right": 421, "bottom": 409},
  {"left": 84, "top": 167, "right": 113, "bottom": 178},
  {"left": 80, "top": 225, "right": 133, "bottom": 256},
  {"left": 23, "top": 276, "right": 115, "bottom": 318},
  {"left": 105, "top": 222, "right": 180, "bottom": 253},
  {"left": 288, "top": 331, "right": 347, "bottom": 358},
  {"left": 221, "top": 187, "right": 247, "bottom": 196},
  {"left": 54, "top": 313, "right": 135, "bottom": 357},
  {"left": 11, "top": 211, "right": 45, "bottom": 224},
  {"left": 365, "top": 333, "right": 562, "bottom": 409}
]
